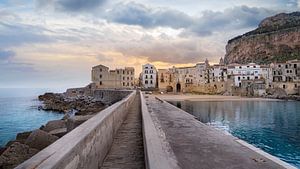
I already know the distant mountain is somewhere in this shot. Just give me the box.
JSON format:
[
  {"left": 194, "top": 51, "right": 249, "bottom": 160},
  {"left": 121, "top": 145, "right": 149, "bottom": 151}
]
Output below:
[{"left": 224, "top": 12, "right": 300, "bottom": 64}]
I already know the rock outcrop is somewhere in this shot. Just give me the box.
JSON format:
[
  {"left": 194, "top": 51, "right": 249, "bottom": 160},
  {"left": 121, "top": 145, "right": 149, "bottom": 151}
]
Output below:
[
  {"left": 38, "top": 93, "right": 106, "bottom": 115},
  {"left": 225, "top": 12, "right": 300, "bottom": 64}
]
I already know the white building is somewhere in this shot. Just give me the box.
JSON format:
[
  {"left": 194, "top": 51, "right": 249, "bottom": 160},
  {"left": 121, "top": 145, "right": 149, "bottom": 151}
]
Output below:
[
  {"left": 142, "top": 63, "right": 157, "bottom": 89},
  {"left": 228, "top": 63, "right": 261, "bottom": 87}
]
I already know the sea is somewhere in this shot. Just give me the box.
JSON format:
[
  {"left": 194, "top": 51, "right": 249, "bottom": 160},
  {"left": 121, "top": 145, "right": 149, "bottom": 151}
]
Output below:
[
  {"left": 169, "top": 100, "right": 300, "bottom": 168},
  {"left": 0, "top": 88, "right": 65, "bottom": 147}
]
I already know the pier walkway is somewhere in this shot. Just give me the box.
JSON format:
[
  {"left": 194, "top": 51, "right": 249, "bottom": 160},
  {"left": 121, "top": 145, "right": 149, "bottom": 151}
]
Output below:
[
  {"left": 100, "top": 93, "right": 145, "bottom": 169},
  {"left": 145, "top": 95, "right": 287, "bottom": 169}
]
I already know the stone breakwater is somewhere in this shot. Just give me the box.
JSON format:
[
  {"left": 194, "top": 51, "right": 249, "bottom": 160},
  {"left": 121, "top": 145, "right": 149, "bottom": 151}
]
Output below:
[
  {"left": 38, "top": 93, "right": 106, "bottom": 115},
  {"left": 0, "top": 90, "right": 120, "bottom": 169}
]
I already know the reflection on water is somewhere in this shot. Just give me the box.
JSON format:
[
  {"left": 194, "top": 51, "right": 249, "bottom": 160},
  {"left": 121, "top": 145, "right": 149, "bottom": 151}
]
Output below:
[{"left": 169, "top": 100, "right": 300, "bottom": 168}]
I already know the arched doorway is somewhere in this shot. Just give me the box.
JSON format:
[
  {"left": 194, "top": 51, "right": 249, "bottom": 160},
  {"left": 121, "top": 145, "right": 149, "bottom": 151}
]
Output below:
[
  {"left": 166, "top": 86, "right": 173, "bottom": 92},
  {"left": 176, "top": 83, "right": 181, "bottom": 92}
]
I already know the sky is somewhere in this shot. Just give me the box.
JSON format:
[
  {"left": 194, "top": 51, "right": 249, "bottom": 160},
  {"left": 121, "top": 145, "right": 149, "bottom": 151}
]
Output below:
[{"left": 0, "top": 0, "right": 299, "bottom": 89}]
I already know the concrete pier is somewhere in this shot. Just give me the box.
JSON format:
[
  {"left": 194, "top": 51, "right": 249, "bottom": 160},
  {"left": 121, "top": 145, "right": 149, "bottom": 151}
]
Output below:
[
  {"left": 100, "top": 93, "right": 145, "bottom": 169},
  {"left": 143, "top": 94, "right": 293, "bottom": 169}
]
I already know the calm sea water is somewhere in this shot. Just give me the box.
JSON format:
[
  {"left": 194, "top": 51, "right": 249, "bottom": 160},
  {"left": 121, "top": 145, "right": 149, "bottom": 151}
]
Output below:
[
  {"left": 0, "top": 88, "right": 64, "bottom": 147},
  {"left": 169, "top": 100, "right": 300, "bottom": 168}
]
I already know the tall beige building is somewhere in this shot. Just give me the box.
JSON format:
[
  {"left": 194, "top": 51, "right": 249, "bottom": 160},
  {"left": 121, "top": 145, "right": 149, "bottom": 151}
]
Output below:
[{"left": 91, "top": 65, "right": 135, "bottom": 89}]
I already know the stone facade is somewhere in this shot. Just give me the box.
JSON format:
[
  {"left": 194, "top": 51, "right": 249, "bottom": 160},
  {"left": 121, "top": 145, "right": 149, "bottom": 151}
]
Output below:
[
  {"left": 142, "top": 63, "right": 157, "bottom": 89},
  {"left": 91, "top": 65, "right": 135, "bottom": 89}
]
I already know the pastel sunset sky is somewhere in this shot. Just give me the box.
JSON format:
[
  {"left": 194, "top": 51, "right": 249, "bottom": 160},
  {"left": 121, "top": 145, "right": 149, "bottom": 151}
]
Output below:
[{"left": 0, "top": 0, "right": 299, "bottom": 88}]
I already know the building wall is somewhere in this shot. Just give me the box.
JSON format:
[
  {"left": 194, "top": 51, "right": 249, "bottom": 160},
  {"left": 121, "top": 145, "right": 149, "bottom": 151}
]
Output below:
[
  {"left": 91, "top": 65, "right": 135, "bottom": 89},
  {"left": 142, "top": 63, "right": 157, "bottom": 89}
]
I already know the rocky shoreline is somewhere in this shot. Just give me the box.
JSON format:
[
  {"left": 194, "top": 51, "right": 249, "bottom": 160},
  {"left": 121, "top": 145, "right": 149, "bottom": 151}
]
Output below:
[{"left": 0, "top": 92, "right": 107, "bottom": 169}]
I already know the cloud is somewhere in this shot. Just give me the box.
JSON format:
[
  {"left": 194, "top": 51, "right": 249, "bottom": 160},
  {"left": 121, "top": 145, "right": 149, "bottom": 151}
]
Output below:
[
  {"left": 0, "top": 22, "right": 53, "bottom": 48},
  {"left": 106, "top": 2, "right": 194, "bottom": 29},
  {"left": 182, "top": 5, "right": 275, "bottom": 36},
  {"left": 113, "top": 37, "right": 222, "bottom": 64},
  {"left": 106, "top": 3, "right": 275, "bottom": 36},
  {"left": 36, "top": 0, "right": 107, "bottom": 12},
  {"left": 298, "top": 0, "right": 300, "bottom": 8},
  {"left": 0, "top": 50, "right": 15, "bottom": 61}
]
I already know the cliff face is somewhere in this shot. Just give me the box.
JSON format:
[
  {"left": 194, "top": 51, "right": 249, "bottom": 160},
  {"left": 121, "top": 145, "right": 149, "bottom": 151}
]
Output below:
[{"left": 224, "top": 12, "right": 300, "bottom": 64}]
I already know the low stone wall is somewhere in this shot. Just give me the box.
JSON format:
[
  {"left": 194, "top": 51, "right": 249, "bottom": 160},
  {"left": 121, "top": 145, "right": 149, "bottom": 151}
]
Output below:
[
  {"left": 93, "top": 89, "right": 133, "bottom": 105},
  {"left": 140, "top": 93, "right": 180, "bottom": 169},
  {"left": 16, "top": 91, "right": 136, "bottom": 169}
]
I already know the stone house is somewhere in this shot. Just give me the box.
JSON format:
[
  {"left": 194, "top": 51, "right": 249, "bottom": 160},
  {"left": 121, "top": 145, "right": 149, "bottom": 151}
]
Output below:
[
  {"left": 142, "top": 63, "right": 157, "bottom": 89},
  {"left": 91, "top": 64, "right": 135, "bottom": 89},
  {"left": 270, "top": 60, "right": 300, "bottom": 95}
]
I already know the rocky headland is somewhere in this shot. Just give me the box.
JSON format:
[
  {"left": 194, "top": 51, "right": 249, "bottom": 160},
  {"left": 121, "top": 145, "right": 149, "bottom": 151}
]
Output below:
[
  {"left": 0, "top": 92, "right": 107, "bottom": 169},
  {"left": 225, "top": 12, "right": 300, "bottom": 64}
]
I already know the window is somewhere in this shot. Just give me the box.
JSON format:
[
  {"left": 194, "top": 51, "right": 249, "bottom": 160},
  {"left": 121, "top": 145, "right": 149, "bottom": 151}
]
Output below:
[
  {"left": 127, "top": 71, "right": 129, "bottom": 75},
  {"left": 239, "top": 66, "right": 242, "bottom": 69},
  {"left": 145, "top": 80, "right": 148, "bottom": 84},
  {"left": 287, "top": 70, "right": 289, "bottom": 73},
  {"left": 131, "top": 77, "right": 133, "bottom": 80},
  {"left": 100, "top": 81, "right": 102, "bottom": 85},
  {"left": 238, "top": 77, "right": 241, "bottom": 80},
  {"left": 99, "top": 74, "right": 102, "bottom": 78},
  {"left": 150, "top": 80, "right": 153, "bottom": 84},
  {"left": 278, "top": 65, "right": 281, "bottom": 68},
  {"left": 123, "top": 77, "right": 125, "bottom": 80},
  {"left": 294, "top": 64, "right": 297, "bottom": 69},
  {"left": 283, "top": 84, "right": 286, "bottom": 89},
  {"left": 146, "top": 75, "right": 148, "bottom": 79},
  {"left": 100, "top": 68, "right": 102, "bottom": 72},
  {"left": 127, "top": 82, "right": 129, "bottom": 86},
  {"left": 255, "top": 76, "right": 258, "bottom": 79},
  {"left": 150, "top": 75, "right": 153, "bottom": 79},
  {"left": 286, "top": 65, "right": 288, "bottom": 69},
  {"left": 247, "top": 77, "right": 250, "bottom": 80},
  {"left": 123, "top": 82, "right": 125, "bottom": 86},
  {"left": 295, "top": 84, "right": 297, "bottom": 88},
  {"left": 117, "top": 70, "right": 119, "bottom": 74},
  {"left": 123, "top": 70, "right": 125, "bottom": 74},
  {"left": 127, "top": 77, "right": 129, "bottom": 80},
  {"left": 254, "top": 66, "right": 256, "bottom": 68}
]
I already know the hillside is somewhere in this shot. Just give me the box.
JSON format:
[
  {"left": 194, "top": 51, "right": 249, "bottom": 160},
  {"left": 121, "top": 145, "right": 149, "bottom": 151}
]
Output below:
[{"left": 224, "top": 12, "right": 300, "bottom": 64}]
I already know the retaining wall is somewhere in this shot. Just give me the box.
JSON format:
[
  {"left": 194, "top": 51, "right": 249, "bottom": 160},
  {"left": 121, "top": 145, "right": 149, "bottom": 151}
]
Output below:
[{"left": 16, "top": 91, "right": 136, "bottom": 169}]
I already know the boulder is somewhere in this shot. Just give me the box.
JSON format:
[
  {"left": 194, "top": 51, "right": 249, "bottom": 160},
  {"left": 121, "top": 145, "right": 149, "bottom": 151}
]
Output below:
[
  {"left": 0, "top": 142, "right": 39, "bottom": 169},
  {"left": 25, "top": 129, "right": 59, "bottom": 150},
  {"left": 0, "top": 147, "right": 5, "bottom": 156},
  {"left": 66, "top": 115, "right": 94, "bottom": 132},
  {"left": 49, "top": 128, "right": 68, "bottom": 138},
  {"left": 41, "top": 120, "right": 66, "bottom": 132},
  {"left": 16, "top": 131, "right": 32, "bottom": 144}
]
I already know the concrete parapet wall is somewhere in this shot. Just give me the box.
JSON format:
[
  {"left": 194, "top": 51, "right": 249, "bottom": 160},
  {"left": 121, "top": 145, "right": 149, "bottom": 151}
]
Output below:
[
  {"left": 16, "top": 91, "right": 136, "bottom": 169},
  {"left": 140, "top": 93, "right": 180, "bottom": 169}
]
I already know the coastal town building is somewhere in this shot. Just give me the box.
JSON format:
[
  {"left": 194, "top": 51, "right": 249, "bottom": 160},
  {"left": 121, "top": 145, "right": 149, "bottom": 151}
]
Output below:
[
  {"left": 270, "top": 60, "right": 300, "bottom": 95},
  {"left": 91, "top": 65, "right": 135, "bottom": 89},
  {"left": 142, "top": 63, "right": 158, "bottom": 89}
]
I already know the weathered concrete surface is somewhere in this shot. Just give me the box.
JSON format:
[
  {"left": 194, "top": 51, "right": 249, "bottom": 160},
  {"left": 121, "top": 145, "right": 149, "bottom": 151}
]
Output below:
[
  {"left": 16, "top": 91, "right": 136, "bottom": 169},
  {"left": 144, "top": 94, "right": 290, "bottom": 169},
  {"left": 100, "top": 92, "right": 144, "bottom": 169},
  {"left": 141, "top": 94, "right": 180, "bottom": 169}
]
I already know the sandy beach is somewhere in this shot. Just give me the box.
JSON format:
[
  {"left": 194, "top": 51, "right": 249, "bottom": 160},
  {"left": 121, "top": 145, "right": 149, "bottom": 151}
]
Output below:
[{"left": 155, "top": 94, "right": 281, "bottom": 102}]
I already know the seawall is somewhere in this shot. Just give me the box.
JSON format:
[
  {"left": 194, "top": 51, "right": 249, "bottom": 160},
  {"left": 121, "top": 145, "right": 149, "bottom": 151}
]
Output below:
[{"left": 16, "top": 90, "right": 136, "bottom": 169}]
